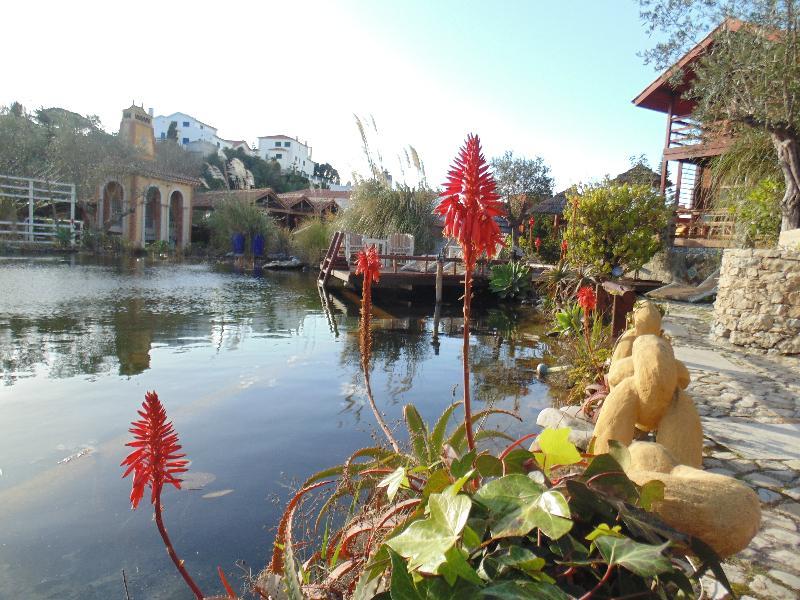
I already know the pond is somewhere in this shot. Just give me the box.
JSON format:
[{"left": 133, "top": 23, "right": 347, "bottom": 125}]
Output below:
[{"left": 0, "top": 255, "right": 556, "bottom": 599}]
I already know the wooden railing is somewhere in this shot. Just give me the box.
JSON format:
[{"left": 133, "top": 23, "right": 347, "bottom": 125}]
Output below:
[
  {"left": 672, "top": 209, "right": 736, "bottom": 246},
  {"left": 0, "top": 219, "right": 83, "bottom": 244},
  {"left": 370, "top": 254, "right": 509, "bottom": 276}
]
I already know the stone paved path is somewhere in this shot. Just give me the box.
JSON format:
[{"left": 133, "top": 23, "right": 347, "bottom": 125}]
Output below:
[{"left": 660, "top": 302, "right": 800, "bottom": 599}]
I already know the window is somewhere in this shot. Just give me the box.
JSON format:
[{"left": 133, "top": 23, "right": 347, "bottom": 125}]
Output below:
[
  {"left": 200, "top": 125, "right": 204, "bottom": 130},
  {"left": 284, "top": 141, "right": 291, "bottom": 147},
  {"left": 182, "top": 137, "right": 189, "bottom": 144},
  {"left": 275, "top": 141, "right": 281, "bottom": 147},
  {"left": 183, "top": 121, "right": 190, "bottom": 127},
  {"left": 275, "top": 153, "right": 283, "bottom": 159}
]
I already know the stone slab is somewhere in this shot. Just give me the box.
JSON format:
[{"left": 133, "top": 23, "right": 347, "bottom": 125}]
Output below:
[
  {"left": 702, "top": 418, "right": 800, "bottom": 460},
  {"left": 673, "top": 345, "right": 752, "bottom": 375},
  {"left": 778, "top": 227, "right": 800, "bottom": 249}
]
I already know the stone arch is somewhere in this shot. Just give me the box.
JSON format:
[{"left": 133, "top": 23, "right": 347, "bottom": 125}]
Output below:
[
  {"left": 169, "top": 190, "right": 184, "bottom": 247},
  {"left": 101, "top": 180, "right": 125, "bottom": 232},
  {"left": 144, "top": 186, "right": 162, "bottom": 243}
]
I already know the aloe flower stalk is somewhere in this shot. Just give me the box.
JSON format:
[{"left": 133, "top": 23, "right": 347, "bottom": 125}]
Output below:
[
  {"left": 355, "top": 246, "right": 400, "bottom": 453},
  {"left": 535, "top": 237, "right": 542, "bottom": 253},
  {"left": 121, "top": 391, "right": 203, "bottom": 599},
  {"left": 577, "top": 285, "right": 597, "bottom": 353},
  {"left": 435, "top": 134, "right": 504, "bottom": 452}
]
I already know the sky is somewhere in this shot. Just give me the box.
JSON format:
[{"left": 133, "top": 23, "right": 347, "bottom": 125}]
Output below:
[{"left": 1, "top": 0, "right": 673, "bottom": 191}]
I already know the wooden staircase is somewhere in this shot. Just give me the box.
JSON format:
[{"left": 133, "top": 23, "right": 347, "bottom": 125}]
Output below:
[{"left": 318, "top": 230, "right": 348, "bottom": 287}]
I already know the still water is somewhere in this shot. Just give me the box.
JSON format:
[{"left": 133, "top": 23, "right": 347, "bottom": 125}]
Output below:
[{"left": 0, "top": 255, "right": 554, "bottom": 599}]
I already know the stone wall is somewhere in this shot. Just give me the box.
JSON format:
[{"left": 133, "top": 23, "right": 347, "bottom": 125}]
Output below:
[{"left": 713, "top": 248, "right": 800, "bottom": 354}]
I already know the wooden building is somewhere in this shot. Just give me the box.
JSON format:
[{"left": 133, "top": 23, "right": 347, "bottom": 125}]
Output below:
[
  {"left": 193, "top": 187, "right": 338, "bottom": 229},
  {"left": 633, "top": 19, "right": 741, "bottom": 247}
]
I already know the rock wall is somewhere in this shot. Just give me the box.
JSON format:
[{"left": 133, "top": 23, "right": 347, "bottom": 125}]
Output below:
[
  {"left": 637, "top": 247, "right": 722, "bottom": 284},
  {"left": 713, "top": 248, "right": 800, "bottom": 355}
]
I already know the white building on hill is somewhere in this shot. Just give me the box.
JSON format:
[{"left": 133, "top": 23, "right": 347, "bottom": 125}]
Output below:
[
  {"left": 257, "top": 135, "right": 316, "bottom": 178},
  {"left": 153, "top": 112, "right": 219, "bottom": 148}
]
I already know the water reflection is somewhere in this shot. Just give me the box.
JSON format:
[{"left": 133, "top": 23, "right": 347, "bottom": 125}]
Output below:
[{"left": 0, "top": 257, "right": 553, "bottom": 599}]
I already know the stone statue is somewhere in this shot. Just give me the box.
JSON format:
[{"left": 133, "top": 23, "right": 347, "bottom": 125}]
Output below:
[{"left": 591, "top": 301, "right": 761, "bottom": 557}]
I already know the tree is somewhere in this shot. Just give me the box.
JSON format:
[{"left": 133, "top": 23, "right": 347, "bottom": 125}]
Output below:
[
  {"left": 314, "top": 162, "right": 340, "bottom": 185},
  {"left": 166, "top": 121, "right": 178, "bottom": 141},
  {"left": 564, "top": 182, "right": 671, "bottom": 276},
  {"left": 490, "top": 151, "right": 554, "bottom": 247},
  {"left": 639, "top": 0, "right": 800, "bottom": 231}
]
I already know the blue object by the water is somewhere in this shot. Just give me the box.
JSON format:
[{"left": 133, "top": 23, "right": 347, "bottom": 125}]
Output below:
[
  {"left": 252, "top": 234, "right": 265, "bottom": 257},
  {"left": 232, "top": 233, "right": 245, "bottom": 255}
]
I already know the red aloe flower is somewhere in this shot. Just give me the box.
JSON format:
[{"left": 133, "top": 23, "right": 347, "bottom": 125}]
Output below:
[
  {"left": 560, "top": 239, "right": 568, "bottom": 258},
  {"left": 121, "top": 391, "right": 203, "bottom": 599},
  {"left": 577, "top": 285, "right": 597, "bottom": 313},
  {"left": 436, "top": 134, "right": 504, "bottom": 453},
  {"left": 528, "top": 217, "right": 535, "bottom": 227},
  {"left": 355, "top": 244, "right": 381, "bottom": 286},
  {"left": 122, "top": 391, "right": 188, "bottom": 509},
  {"left": 535, "top": 237, "right": 542, "bottom": 252},
  {"left": 435, "top": 134, "right": 504, "bottom": 269},
  {"left": 355, "top": 245, "right": 400, "bottom": 453}
]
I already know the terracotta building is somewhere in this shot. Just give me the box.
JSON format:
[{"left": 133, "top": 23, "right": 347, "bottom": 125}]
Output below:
[{"left": 96, "top": 105, "right": 198, "bottom": 249}]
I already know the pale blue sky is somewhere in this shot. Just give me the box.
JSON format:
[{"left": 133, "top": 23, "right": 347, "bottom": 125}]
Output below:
[{"left": 1, "top": 0, "right": 673, "bottom": 190}]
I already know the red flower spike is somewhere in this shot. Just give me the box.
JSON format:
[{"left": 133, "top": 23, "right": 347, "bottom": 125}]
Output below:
[
  {"left": 577, "top": 285, "right": 597, "bottom": 313},
  {"left": 121, "top": 391, "right": 188, "bottom": 510},
  {"left": 355, "top": 245, "right": 381, "bottom": 285},
  {"left": 535, "top": 237, "right": 541, "bottom": 252},
  {"left": 529, "top": 217, "right": 535, "bottom": 227},
  {"left": 435, "top": 134, "right": 504, "bottom": 267}
]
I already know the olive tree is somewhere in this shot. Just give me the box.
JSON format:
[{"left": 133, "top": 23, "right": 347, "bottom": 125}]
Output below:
[{"left": 640, "top": 0, "right": 800, "bottom": 231}]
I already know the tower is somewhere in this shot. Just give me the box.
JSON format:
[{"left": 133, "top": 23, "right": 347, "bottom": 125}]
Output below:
[{"left": 119, "top": 104, "right": 156, "bottom": 160}]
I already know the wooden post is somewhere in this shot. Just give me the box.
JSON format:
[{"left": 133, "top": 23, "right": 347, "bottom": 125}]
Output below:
[
  {"left": 70, "top": 184, "right": 76, "bottom": 247},
  {"left": 660, "top": 96, "right": 674, "bottom": 195},
  {"left": 435, "top": 259, "right": 443, "bottom": 304},
  {"left": 28, "top": 179, "right": 34, "bottom": 242}
]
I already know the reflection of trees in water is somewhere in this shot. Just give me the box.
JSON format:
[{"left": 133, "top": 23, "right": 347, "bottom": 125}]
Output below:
[
  {"left": 0, "top": 266, "right": 320, "bottom": 384},
  {"left": 339, "top": 318, "right": 433, "bottom": 405},
  {"left": 334, "top": 306, "right": 549, "bottom": 412},
  {"left": 0, "top": 315, "right": 117, "bottom": 385}
]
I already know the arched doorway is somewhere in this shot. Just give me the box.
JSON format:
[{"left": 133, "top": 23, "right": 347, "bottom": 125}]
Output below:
[
  {"left": 101, "top": 181, "right": 124, "bottom": 233},
  {"left": 144, "top": 187, "right": 161, "bottom": 243},
  {"left": 169, "top": 190, "right": 184, "bottom": 247}
]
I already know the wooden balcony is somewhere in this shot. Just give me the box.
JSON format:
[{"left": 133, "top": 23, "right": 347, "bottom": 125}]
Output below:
[{"left": 663, "top": 116, "right": 732, "bottom": 163}]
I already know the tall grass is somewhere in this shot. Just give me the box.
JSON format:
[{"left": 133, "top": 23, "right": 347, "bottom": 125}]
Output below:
[
  {"left": 205, "top": 196, "right": 278, "bottom": 254},
  {"left": 336, "top": 179, "right": 440, "bottom": 253},
  {"left": 291, "top": 217, "right": 333, "bottom": 264}
]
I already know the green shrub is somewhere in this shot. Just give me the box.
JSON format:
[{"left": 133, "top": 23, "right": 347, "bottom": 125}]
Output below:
[
  {"left": 291, "top": 217, "right": 332, "bottom": 264},
  {"left": 205, "top": 197, "right": 277, "bottom": 255},
  {"left": 489, "top": 261, "right": 531, "bottom": 299},
  {"left": 564, "top": 183, "right": 670, "bottom": 277},
  {"left": 54, "top": 226, "right": 72, "bottom": 248}
]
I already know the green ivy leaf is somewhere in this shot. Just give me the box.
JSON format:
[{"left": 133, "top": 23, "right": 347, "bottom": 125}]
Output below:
[
  {"left": 533, "top": 428, "right": 581, "bottom": 475},
  {"left": 496, "top": 547, "right": 550, "bottom": 581},
  {"left": 438, "top": 546, "right": 484, "bottom": 586},
  {"left": 594, "top": 535, "right": 672, "bottom": 577},
  {"left": 479, "top": 580, "right": 570, "bottom": 599},
  {"left": 638, "top": 479, "right": 665, "bottom": 511},
  {"left": 475, "top": 454, "right": 503, "bottom": 478},
  {"left": 388, "top": 548, "right": 422, "bottom": 600},
  {"left": 378, "top": 467, "right": 409, "bottom": 502},
  {"left": 473, "top": 474, "right": 572, "bottom": 540},
  {"left": 386, "top": 491, "right": 471, "bottom": 573}
]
